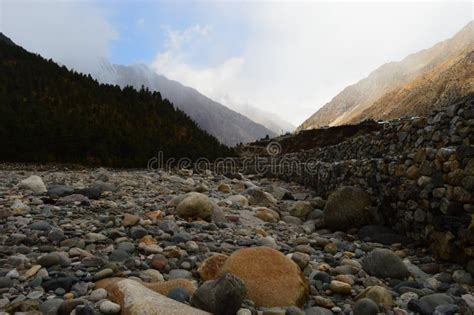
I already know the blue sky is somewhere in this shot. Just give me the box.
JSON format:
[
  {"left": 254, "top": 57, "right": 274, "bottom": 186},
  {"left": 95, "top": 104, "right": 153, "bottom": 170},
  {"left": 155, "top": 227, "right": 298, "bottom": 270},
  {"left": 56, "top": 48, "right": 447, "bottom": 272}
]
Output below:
[
  {"left": 1, "top": 0, "right": 473, "bottom": 125},
  {"left": 101, "top": 1, "right": 250, "bottom": 66}
]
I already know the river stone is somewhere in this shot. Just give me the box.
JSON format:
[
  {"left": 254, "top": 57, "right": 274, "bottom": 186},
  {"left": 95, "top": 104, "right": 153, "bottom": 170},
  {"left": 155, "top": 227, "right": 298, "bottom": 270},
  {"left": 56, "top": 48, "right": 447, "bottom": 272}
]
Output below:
[
  {"left": 408, "top": 299, "right": 434, "bottom": 315},
  {"left": 168, "top": 269, "right": 192, "bottom": 280},
  {"left": 218, "top": 183, "right": 231, "bottom": 193},
  {"left": 42, "top": 276, "right": 78, "bottom": 292},
  {"left": 40, "top": 298, "right": 64, "bottom": 315},
  {"left": 353, "top": 298, "right": 379, "bottom": 315},
  {"left": 191, "top": 273, "right": 246, "bottom": 315},
  {"left": 245, "top": 188, "right": 277, "bottom": 207},
  {"left": 10, "top": 199, "right": 30, "bottom": 214},
  {"left": 175, "top": 192, "right": 214, "bottom": 221},
  {"left": 434, "top": 304, "right": 458, "bottom": 315},
  {"left": 122, "top": 214, "right": 140, "bottom": 227},
  {"left": 89, "top": 288, "right": 108, "bottom": 301},
  {"left": 96, "top": 278, "right": 210, "bottom": 315},
  {"left": 144, "top": 279, "right": 197, "bottom": 296},
  {"left": 47, "top": 185, "right": 75, "bottom": 197},
  {"left": 20, "top": 175, "right": 47, "bottom": 194},
  {"left": 358, "top": 225, "right": 408, "bottom": 245},
  {"left": 355, "top": 285, "right": 393, "bottom": 306},
  {"left": 56, "top": 194, "right": 90, "bottom": 206},
  {"left": 116, "top": 242, "right": 135, "bottom": 253},
  {"left": 109, "top": 249, "right": 131, "bottom": 262},
  {"left": 324, "top": 186, "right": 377, "bottom": 230},
  {"left": 99, "top": 300, "right": 121, "bottom": 313},
  {"left": 38, "top": 252, "right": 61, "bottom": 267},
  {"left": 419, "top": 293, "right": 454, "bottom": 308},
  {"left": 227, "top": 195, "right": 249, "bottom": 206},
  {"left": 92, "top": 181, "right": 117, "bottom": 192},
  {"left": 304, "top": 306, "right": 334, "bottom": 315},
  {"left": 254, "top": 207, "right": 280, "bottom": 223},
  {"left": 167, "top": 287, "right": 190, "bottom": 303},
  {"left": 218, "top": 246, "right": 308, "bottom": 307},
  {"left": 362, "top": 249, "right": 410, "bottom": 279},
  {"left": 329, "top": 280, "right": 351, "bottom": 294},
  {"left": 30, "top": 220, "right": 51, "bottom": 231},
  {"left": 76, "top": 187, "right": 102, "bottom": 199},
  {"left": 197, "top": 254, "right": 229, "bottom": 281},
  {"left": 57, "top": 299, "right": 87, "bottom": 315},
  {"left": 289, "top": 201, "right": 312, "bottom": 218},
  {"left": 0, "top": 276, "right": 13, "bottom": 288}
]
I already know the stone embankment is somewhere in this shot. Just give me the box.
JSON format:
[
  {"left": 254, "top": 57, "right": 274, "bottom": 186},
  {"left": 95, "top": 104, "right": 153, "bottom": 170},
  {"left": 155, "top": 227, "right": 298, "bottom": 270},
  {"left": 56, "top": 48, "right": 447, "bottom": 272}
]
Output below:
[{"left": 249, "top": 95, "right": 474, "bottom": 263}]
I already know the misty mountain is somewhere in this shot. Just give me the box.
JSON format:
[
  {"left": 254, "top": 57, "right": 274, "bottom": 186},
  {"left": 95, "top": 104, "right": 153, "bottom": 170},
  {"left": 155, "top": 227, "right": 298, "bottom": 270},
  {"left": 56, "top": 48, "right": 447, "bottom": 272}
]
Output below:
[
  {"left": 298, "top": 21, "right": 474, "bottom": 131},
  {"left": 92, "top": 62, "right": 276, "bottom": 146},
  {"left": 230, "top": 103, "right": 295, "bottom": 135}
]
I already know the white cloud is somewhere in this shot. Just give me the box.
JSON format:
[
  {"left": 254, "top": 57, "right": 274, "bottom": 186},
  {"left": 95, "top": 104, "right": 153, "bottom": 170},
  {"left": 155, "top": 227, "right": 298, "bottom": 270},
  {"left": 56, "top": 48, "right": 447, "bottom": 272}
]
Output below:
[
  {"left": 151, "top": 2, "right": 473, "bottom": 125},
  {"left": 0, "top": 0, "right": 117, "bottom": 74},
  {"left": 1, "top": 1, "right": 471, "bottom": 126},
  {"left": 152, "top": 24, "right": 246, "bottom": 103}
]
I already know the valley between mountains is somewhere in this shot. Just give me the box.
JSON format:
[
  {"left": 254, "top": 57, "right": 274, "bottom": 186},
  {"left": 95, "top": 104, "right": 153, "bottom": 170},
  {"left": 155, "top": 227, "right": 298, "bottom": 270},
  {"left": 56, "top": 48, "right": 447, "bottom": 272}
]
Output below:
[{"left": 0, "top": 19, "right": 473, "bottom": 315}]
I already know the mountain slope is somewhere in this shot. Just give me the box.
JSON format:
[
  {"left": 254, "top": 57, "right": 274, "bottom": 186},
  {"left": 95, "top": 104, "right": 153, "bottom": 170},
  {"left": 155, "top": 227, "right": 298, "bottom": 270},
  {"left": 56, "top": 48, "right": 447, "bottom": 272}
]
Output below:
[
  {"left": 92, "top": 62, "right": 276, "bottom": 146},
  {"left": 298, "top": 21, "right": 474, "bottom": 131},
  {"left": 230, "top": 103, "right": 295, "bottom": 135},
  {"left": 0, "top": 33, "right": 232, "bottom": 167}
]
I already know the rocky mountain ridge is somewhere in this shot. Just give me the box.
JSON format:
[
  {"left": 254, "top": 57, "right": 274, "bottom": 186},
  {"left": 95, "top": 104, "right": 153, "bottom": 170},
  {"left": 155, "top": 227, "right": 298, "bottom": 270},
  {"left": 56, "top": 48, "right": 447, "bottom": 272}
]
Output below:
[
  {"left": 298, "top": 21, "right": 474, "bottom": 131},
  {"left": 92, "top": 61, "right": 278, "bottom": 146}
]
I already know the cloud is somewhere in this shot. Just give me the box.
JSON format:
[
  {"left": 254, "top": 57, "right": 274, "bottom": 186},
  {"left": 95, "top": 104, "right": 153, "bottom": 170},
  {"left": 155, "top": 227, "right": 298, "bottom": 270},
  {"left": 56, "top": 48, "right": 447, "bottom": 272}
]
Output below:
[
  {"left": 164, "top": 24, "right": 211, "bottom": 51},
  {"left": 150, "top": 2, "right": 473, "bottom": 125},
  {"left": 1, "top": 1, "right": 471, "bottom": 125},
  {"left": 0, "top": 0, "right": 117, "bottom": 74},
  {"left": 152, "top": 24, "right": 245, "bottom": 101}
]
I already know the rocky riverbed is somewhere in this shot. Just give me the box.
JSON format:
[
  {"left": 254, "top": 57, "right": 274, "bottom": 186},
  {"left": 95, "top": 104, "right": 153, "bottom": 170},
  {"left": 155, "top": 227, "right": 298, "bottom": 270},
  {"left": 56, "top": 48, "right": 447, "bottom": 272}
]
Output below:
[{"left": 0, "top": 165, "right": 473, "bottom": 315}]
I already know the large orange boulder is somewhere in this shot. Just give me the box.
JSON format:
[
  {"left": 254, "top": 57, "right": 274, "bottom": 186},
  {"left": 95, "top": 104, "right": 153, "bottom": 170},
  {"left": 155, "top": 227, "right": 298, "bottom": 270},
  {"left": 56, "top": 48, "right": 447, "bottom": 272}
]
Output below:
[{"left": 218, "top": 247, "right": 308, "bottom": 307}]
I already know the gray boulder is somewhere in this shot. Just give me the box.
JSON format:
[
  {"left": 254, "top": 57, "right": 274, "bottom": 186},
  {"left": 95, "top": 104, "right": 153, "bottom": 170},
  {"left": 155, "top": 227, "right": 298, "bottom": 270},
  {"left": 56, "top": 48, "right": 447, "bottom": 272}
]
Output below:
[
  {"left": 176, "top": 192, "right": 215, "bottom": 221},
  {"left": 324, "top": 186, "right": 377, "bottom": 230},
  {"left": 362, "top": 248, "right": 410, "bottom": 279},
  {"left": 191, "top": 273, "right": 246, "bottom": 315}
]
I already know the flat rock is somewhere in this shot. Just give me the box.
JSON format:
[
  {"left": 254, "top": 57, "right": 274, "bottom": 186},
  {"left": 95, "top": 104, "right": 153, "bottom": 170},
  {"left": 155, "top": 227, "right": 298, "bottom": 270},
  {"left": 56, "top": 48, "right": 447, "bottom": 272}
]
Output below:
[{"left": 96, "top": 278, "right": 209, "bottom": 315}]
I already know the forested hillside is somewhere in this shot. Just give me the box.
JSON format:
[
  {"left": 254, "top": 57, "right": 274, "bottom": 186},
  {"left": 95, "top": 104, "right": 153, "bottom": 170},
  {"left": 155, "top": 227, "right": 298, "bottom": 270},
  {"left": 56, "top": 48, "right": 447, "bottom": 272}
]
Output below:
[{"left": 0, "top": 33, "right": 232, "bottom": 167}]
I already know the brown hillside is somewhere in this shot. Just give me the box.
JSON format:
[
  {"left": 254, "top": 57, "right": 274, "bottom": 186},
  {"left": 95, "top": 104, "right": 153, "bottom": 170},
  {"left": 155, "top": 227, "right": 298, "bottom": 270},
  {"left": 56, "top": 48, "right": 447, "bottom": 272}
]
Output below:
[{"left": 297, "top": 21, "right": 474, "bottom": 131}]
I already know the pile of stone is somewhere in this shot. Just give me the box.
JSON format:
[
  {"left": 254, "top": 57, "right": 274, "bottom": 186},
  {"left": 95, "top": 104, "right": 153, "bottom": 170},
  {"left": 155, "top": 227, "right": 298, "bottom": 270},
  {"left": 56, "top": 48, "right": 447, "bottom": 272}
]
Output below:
[
  {"left": 0, "top": 166, "right": 473, "bottom": 314},
  {"left": 251, "top": 96, "right": 474, "bottom": 263}
]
